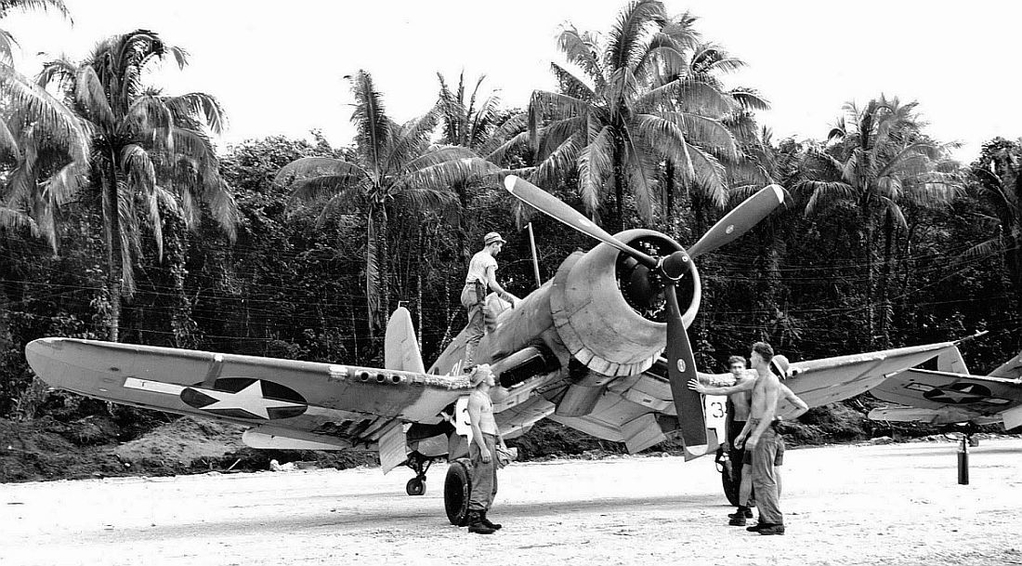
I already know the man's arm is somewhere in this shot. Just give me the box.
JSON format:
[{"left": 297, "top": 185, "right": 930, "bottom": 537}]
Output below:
[
  {"left": 689, "top": 377, "right": 755, "bottom": 396},
  {"left": 733, "top": 416, "right": 755, "bottom": 448},
  {"left": 697, "top": 373, "right": 737, "bottom": 387},
  {"left": 779, "top": 384, "right": 809, "bottom": 420},
  {"left": 484, "top": 265, "right": 519, "bottom": 305},
  {"left": 466, "top": 394, "right": 492, "bottom": 463}
]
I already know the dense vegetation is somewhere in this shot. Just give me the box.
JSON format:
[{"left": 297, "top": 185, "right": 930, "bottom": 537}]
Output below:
[{"left": 1, "top": 0, "right": 1019, "bottom": 450}]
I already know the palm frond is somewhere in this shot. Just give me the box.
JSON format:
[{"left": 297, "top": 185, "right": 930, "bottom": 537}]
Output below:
[
  {"left": 531, "top": 131, "right": 584, "bottom": 189},
  {"left": 400, "top": 156, "right": 500, "bottom": 192},
  {"left": 385, "top": 105, "right": 440, "bottom": 174},
  {"left": 796, "top": 180, "right": 856, "bottom": 217},
  {"left": 684, "top": 143, "right": 727, "bottom": 208},
  {"left": 577, "top": 120, "right": 614, "bottom": 214},
  {"left": 728, "top": 88, "right": 770, "bottom": 111},
  {"left": 607, "top": 0, "right": 666, "bottom": 72},
  {"left": 550, "top": 62, "right": 595, "bottom": 101},
  {"left": 0, "top": 63, "right": 90, "bottom": 162},
  {"left": 348, "top": 70, "right": 390, "bottom": 174},
  {"left": 556, "top": 26, "right": 604, "bottom": 87}
]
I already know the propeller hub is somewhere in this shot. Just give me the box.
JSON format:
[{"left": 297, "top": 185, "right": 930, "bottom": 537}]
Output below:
[{"left": 660, "top": 250, "right": 692, "bottom": 282}]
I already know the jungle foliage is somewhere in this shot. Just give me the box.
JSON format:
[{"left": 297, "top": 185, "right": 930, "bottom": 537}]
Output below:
[{"left": 1, "top": 1, "right": 1020, "bottom": 442}]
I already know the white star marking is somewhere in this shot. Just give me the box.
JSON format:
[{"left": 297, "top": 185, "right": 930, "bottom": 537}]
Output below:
[
  {"left": 198, "top": 381, "right": 305, "bottom": 419},
  {"left": 929, "top": 384, "right": 986, "bottom": 404}
]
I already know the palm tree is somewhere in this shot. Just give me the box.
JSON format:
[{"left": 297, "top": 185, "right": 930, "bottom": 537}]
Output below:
[
  {"left": 436, "top": 72, "right": 529, "bottom": 262},
  {"left": 38, "top": 29, "right": 238, "bottom": 342},
  {"left": 1, "top": 0, "right": 89, "bottom": 248},
  {"left": 795, "top": 96, "right": 962, "bottom": 347},
  {"left": 276, "top": 70, "right": 497, "bottom": 334},
  {"left": 527, "top": 0, "right": 755, "bottom": 232},
  {"left": 0, "top": 0, "right": 90, "bottom": 347},
  {"left": 969, "top": 137, "right": 1021, "bottom": 315}
]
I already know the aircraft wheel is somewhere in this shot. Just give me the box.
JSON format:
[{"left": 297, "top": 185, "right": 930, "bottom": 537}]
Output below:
[
  {"left": 406, "top": 477, "right": 426, "bottom": 496},
  {"left": 721, "top": 459, "right": 740, "bottom": 507},
  {"left": 444, "top": 458, "right": 472, "bottom": 526}
]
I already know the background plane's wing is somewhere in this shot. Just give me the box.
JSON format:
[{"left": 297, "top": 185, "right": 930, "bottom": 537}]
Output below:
[
  {"left": 989, "top": 349, "right": 1022, "bottom": 380},
  {"left": 867, "top": 368, "right": 1022, "bottom": 426},
  {"left": 778, "top": 341, "right": 958, "bottom": 417},
  {"left": 25, "top": 338, "right": 470, "bottom": 452}
]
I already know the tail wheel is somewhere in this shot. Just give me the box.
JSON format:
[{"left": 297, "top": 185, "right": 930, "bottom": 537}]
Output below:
[
  {"left": 406, "top": 477, "right": 426, "bottom": 496},
  {"left": 444, "top": 458, "right": 472, "bottom": 526}
]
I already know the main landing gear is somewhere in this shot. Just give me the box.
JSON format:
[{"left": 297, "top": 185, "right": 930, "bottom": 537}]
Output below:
[
  {"left": 403, "top": 452, "right": 435, "bottom": 496},
  {"left": 715, "top": 447, "right": 740, "bottom": 507}
]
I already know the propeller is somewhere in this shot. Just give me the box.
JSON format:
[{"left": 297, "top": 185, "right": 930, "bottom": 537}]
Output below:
[{"left": 504, "top": 175, "right": 784, "bottom": 456}]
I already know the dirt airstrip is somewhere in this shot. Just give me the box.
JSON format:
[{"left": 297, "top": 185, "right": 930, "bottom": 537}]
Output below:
[{"left": 3, "top": 437, "right": 1021, "bottom": 566}]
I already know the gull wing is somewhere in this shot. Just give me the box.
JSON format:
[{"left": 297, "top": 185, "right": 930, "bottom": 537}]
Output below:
[
  {"left": 25, "top": 338, "right": 470, "bottom": 453},
  {"left": 777, "top": 341, "right": 958, "bottom": 416}
]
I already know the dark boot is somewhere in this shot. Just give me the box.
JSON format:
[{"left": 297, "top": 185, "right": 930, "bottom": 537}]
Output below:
[
  {"left": 728, "top": 506, "right": 753, "bottom": 519},
  {"left": 758, "top": 524, "right": 785, "bottom": 536},
  {"left": 467, "top": 510, "right": 495, "bottom": 535},
  {"left": 480, "top": 510, "right": 502, "bottom": 530}
]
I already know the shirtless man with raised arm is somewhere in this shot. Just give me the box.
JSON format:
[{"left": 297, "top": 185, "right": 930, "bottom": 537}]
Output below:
[{"left": 689, "top": 343, "right": 808, "bottom": 535}]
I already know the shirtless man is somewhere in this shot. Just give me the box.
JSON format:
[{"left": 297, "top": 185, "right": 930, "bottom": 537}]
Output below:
[
  {"left": 699, "top": 356, "right": 756, "bottom": 524},
  {"left": 465, "top": 364, "right": 507, "bottom": 535},
  {"left": 689, "top": 343, "right": 808, "bottom": 535}
]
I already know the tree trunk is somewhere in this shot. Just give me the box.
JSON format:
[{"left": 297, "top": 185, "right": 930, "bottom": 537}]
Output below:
[
  {"left": 417, "top": 223, "right": 424, "bottom": 347},
  {"left": 103, "top": 159, "right": 123, "bottom": 342},
  {"left": 861, "top": 200, "right": 876, "bottom": 349},
  {"left": 665, "top": 161, "right": 676, "bottom": 234},
  {"left": 0, "top": 238, "right": 11, "bottom": 350},
  {"left": 455, "top": 180, "right": 470, "bottom": 267},
  {"left": 380, "top": 207, "right": 390, "bottom": 323},
  {"left": 878, "top": 210, "right": 895, "bottom": 349},
  {"left": 612, "top": 138, "right": 625, "bottom": 233}
]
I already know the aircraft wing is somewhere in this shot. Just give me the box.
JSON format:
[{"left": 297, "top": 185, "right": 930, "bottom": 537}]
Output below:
[
  {"left": 25, "top": 338, "right": 471, "bottom": 455},
  {"left": 777, "top": 341, "right": 959, "bottom": 417},
  {"left": 867, "top": 368, "right": 1022, "bottom": 427}
]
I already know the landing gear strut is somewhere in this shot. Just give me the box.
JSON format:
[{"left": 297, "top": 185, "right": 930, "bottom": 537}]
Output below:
[{"left": 403, "top": 452, "right": 434, "bottom": 496}]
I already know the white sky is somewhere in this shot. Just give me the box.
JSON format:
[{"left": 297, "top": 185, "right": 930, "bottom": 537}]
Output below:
[{"left": 4, "top": 0, "right": 1019, "bottom": 162}]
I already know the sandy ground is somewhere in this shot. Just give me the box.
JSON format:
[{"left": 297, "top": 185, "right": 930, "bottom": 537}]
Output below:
[{"left": 3, "top": 438, "right": 1021, "bottom": 566}]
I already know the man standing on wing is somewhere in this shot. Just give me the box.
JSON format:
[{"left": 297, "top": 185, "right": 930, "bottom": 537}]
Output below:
[
  {"left": 465, "top": 364, "right": 507, "bottom": 535},
  {"left": 461, "top": 232, "right": 519, "bottom": 370}
]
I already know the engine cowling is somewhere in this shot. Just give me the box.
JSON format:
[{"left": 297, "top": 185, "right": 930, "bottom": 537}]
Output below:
[{"left": 549, "top": 229, "right": 701, "bottom": 377}]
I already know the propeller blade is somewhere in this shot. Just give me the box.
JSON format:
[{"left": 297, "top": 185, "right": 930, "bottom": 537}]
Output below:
[
  {"left": 504, "top": 175, "right": 658, "bottom": 268},
  {"left": 687, "top": 184, "right": 785, "bottom": 259},
  {"left": 664, "top": 284, "right": 707, "bottom": 455}
]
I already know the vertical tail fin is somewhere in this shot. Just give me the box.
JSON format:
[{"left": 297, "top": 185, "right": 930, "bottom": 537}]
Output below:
[
  {"left": 384, "top": 306, "right": 425, "bottom": 373},
  {"left": 937, "top": 346, "right": 970, "bottom": 375}
]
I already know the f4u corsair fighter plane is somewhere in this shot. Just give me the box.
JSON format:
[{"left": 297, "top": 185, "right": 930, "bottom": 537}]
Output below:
[{"left": 25, "top": 176, "right": 963, "bottom": 524}]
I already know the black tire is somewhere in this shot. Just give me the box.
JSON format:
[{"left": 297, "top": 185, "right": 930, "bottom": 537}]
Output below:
[
  {"left": 444, "top": 458, "right": 472, "bottom": 526},
  {"left": 721, "top": 459, "right": 740, "bottom": 507},
  {"left": 406, "top": 477, "right": 426, "bottom": 496}
]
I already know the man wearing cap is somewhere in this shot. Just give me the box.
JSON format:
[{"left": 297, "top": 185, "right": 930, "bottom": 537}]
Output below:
[
  {"left": 461, "top": 232, "right": 520, "bottom": 369},
  {"left": 465, "top": 364, "right": 507, "bottom": 535}
]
